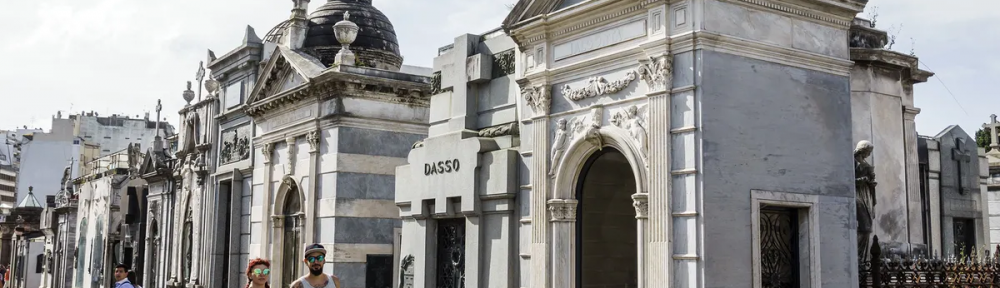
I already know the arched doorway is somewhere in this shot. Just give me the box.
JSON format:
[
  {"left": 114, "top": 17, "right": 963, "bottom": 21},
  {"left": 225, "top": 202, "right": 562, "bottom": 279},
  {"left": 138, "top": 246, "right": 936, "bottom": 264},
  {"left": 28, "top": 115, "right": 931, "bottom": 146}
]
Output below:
[
  {"left": 576, "top": 148, "right": 638, "bottom": 288},
  {"left": 148, "top": 220, "right": 159, "bottom": 287},
  {"left": 281, "top": 185, "right": 304, "bottom": 288}
]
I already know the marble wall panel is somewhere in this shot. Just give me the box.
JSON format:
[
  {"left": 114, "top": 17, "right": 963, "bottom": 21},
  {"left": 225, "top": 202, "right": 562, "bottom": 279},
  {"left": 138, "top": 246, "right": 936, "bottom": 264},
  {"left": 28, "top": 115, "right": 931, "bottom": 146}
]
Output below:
[
  {"left": 337, "top": 127, "right": 425, "bottom": 158},
  {"left": 870, "top": 94, "right": 908, "bottom": 242},
  {"left": 334, "top": 217, "right": 398, "bottom": 244},
  {"left": 699, "top": 50, "right": 854, "bottom": 287}
]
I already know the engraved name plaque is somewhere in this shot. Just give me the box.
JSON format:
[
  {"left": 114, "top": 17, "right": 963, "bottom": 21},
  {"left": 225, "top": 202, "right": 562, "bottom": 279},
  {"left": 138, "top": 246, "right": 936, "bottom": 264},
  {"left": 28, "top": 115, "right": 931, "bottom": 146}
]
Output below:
[{"left": 553, "top": 20, "right": 647, "bottom": 61}]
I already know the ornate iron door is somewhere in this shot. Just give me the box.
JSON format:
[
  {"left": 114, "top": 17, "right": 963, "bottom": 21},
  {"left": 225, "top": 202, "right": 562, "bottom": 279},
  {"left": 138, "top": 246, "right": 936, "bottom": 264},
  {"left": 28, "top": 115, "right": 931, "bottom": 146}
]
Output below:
[
  {"left": 436, "top": 219, "right": 466, "bottom": 288},
  {"left": 760, "top": 207, "right": 800, "bottom": 288},
  {"left": 953, "top": 218, "right": 975, "bottom": 257}
]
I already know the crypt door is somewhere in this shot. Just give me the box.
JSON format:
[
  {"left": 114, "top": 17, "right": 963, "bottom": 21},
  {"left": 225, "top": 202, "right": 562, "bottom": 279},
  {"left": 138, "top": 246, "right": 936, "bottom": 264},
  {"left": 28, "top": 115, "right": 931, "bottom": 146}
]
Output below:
[
  {"left": 282, "top": 189, "right": 304, "bottom": 288},
  {"left": 953, "top": 218, "right": 976, "bottom": 257},
  {"left": 576, "top": 149, "right": 639, "bottom": 288}
]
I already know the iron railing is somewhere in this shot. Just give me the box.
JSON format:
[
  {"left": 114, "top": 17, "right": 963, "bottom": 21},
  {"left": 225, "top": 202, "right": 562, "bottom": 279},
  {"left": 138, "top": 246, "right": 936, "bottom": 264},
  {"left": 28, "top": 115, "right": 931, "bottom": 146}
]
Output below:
[
  {"left": 860, "top": 235, "right": 1000, "bottom": 287},
  {"left": 80, "top": 148, "right": 131, "bottom": 177}
]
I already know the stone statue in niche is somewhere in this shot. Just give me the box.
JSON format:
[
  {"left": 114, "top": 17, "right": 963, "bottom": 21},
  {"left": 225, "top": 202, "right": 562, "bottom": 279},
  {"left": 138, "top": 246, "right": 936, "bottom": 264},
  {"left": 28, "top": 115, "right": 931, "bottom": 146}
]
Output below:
[
  {"left": 611, "top": 105, "right": 648, "bottom": 158},
  {"left": 855, "top": 140, "right": 877, "bottom": 263},
  {"left": 399, "top": 255, "right": 414, "bottom": 288},
  {"left": 550, "top": 118, "right": 569, "bottom": 176},
  {"left": 561, "top": 71, "right": 638, "bottom": 101}
]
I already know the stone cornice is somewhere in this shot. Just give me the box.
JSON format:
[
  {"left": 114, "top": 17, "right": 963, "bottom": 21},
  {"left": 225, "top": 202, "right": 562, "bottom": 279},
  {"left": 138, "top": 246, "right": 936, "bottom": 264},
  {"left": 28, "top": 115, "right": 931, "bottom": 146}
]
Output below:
[
  {"left": 178, "top": 96, "right": 217, "bottom": 114},
  {"left": 850, "top": 48, "right": 935, "bottom": 83},
  {"left": 245, "top": 71, "right": 432, "bottom": 118}
]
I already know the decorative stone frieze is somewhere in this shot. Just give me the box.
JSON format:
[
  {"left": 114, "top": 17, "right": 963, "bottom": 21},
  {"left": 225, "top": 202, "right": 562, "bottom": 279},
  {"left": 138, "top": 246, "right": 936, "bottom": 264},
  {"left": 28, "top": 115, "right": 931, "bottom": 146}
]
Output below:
[
  {"left": 561, "top": 71, "right": 638, "bottom": 101},
  {"left": 638, "top": 54, "right": 672, "bottom": 92},
  {"left": 547, "top": 199, "right": 578, "bottom": 222},
  {"left": 492, "top": 49, "right": 516, "bottom": 78},
  {"left": 632, "top": 193, "right": 649, "bottom": 219},
  {"left": 478, "top": 123, "right": 519, "bottom": 138}
]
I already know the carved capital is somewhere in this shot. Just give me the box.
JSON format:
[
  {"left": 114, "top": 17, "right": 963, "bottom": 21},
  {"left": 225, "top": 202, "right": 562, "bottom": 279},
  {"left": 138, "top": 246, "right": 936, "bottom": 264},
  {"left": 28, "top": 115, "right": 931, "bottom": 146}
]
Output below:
[
  {"left": 520, "top": 84, "right": 550, "bottom": 115},
  {"left": 547, "top": 199, "right": 578, "bottom": 222},
  {"left": 631, "top": 193, "right": 649, "bottom": 219},
  {"left": 262, "top": 143, "right": 275, "bottom": 163},
  {"left": 638, "top": 53, "right": 673, "bottom": 92},
  {"left": 307, "top": 130, "right": 321, "bottom": 152}
]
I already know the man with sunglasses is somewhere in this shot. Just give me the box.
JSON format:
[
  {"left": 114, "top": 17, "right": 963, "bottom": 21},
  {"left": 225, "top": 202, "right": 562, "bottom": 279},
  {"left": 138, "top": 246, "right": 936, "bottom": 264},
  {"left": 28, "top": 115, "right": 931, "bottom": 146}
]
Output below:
[{"left": 290, "top": 244, "right": 341, "bottom": 288}]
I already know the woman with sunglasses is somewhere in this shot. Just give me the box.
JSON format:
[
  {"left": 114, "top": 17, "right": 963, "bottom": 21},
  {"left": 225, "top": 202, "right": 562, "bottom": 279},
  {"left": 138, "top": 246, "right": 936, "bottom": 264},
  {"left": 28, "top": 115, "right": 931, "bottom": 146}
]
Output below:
[{"left": 246, "top": 258, "right": 272, "bottom": 288}]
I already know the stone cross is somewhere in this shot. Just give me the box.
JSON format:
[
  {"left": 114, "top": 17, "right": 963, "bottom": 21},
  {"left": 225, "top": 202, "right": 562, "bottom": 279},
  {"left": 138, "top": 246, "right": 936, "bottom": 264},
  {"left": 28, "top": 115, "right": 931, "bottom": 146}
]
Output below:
[
  {"left": 195, "top": 61, "right": 206, "bottom": 102},
  {"left": 984, "top": 114, "right": 1000, "bottom": 150},
  {"left": 953, "top": 138, "right": 972, "bottom": 194}
]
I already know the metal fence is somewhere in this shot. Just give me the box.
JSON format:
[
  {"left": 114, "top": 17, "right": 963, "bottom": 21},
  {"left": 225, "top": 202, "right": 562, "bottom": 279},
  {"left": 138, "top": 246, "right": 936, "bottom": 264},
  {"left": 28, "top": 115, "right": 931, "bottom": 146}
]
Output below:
[
  {"left": 80, "top": 147, "right": 131, "bottom": 177},
  {"left": 860, "top": 235, "right": 1000, "bottom": 287}
]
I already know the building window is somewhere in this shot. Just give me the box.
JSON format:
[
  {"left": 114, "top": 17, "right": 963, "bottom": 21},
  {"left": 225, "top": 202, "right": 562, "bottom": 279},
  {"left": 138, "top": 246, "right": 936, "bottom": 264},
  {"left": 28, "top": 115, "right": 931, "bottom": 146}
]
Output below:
[
  {"left": 436, "top": 218, "right": 465, "bottom": 288},
  {"left": 36, "top": 254, "right": 43, "bottom": 273},
  {"left": 751, "top": 190, "right": 818, "bottom": 288},
  {"left": 760, "top": 207, "right": 800, "bottom": 287},
  {"left": 365, "top": 254, "right": 392, "bottom": 288}
]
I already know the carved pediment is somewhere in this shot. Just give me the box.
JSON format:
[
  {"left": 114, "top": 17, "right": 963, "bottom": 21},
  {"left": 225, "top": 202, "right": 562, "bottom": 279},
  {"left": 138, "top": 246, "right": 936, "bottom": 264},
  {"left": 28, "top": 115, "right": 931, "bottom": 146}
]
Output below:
[{"left": 245, "top": 46, "right": 327, "bottom": 117}]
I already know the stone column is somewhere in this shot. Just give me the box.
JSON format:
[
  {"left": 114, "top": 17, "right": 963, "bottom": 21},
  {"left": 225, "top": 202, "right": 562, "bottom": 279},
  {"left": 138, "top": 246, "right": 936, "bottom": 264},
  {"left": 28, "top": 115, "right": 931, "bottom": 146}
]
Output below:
[
  {"left": 903, "top": 106, "right": 923, "bottom": 245},
  {"left": 523, "top": 84, "right": 551, "bottom": 288},
  {"left": 548, "top": 199, "right": 577, "bottom": 288},
  {"left": 646, "top": 89, "right": 671, "bottom": 288},
  {"left": 632, "top": 193, "right": 649, "bottom": 288},
  {"left": 260, "top": 143, "right": 275, "bottom": 257},
  {"left": 306, "top": 131, "right": 321, "bottom": 243},
  {"left": 269, "top": 216, "right": 286, "bottom": 287}
]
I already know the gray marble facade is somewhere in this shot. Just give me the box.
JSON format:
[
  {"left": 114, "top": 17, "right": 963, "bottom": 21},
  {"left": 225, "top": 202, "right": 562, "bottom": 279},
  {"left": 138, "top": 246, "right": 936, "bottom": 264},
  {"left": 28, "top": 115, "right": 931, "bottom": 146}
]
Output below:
[{"left": 919, "top": 126, "right": 990, "bottom": 257}]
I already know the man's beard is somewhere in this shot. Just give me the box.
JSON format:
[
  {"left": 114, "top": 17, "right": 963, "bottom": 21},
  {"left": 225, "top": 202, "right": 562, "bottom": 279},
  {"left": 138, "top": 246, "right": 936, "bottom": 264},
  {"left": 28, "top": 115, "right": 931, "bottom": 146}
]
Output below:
[{"left": 309, "top": 265, "right": 323, "bottom": 276}]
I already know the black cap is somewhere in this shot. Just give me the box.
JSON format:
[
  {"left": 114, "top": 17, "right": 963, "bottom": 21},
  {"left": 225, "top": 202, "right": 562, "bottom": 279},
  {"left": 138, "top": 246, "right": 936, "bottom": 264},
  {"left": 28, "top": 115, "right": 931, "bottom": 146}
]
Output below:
[{"left": 304, "top": 244, "right": 327, "bottom": 256}]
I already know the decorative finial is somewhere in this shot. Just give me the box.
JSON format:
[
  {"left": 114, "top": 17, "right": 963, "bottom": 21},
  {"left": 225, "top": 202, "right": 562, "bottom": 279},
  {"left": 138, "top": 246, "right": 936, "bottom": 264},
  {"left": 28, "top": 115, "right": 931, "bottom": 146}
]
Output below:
[
  {"left": 156, "top": 99, "right": 162, "bottom": 113},
  {"left": 333, "top": 11, "right": 360, "bottom": 66},
  {"left": 28, "top": 186, "right": 32, "bottom": 192},
  {"left": 183, "top": 81, "right": 195, "bottom": 105}
]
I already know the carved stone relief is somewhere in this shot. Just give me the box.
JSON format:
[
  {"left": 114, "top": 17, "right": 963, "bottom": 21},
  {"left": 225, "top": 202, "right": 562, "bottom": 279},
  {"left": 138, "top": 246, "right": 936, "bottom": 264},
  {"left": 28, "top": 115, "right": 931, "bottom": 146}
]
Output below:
[
  {"left": 399, "top": 255, "right": 414, "bottom": 288},
  {"left": 637, "top": 53, "right": 673, "bottom": 92},
  {"left": 478, "top": 123, "right": 519, "bottom": 138},
  {"left": 285, "top": 137, "right": 297, "bottom": 175},
  {"left": 561, "top": 71, "right": 638, "bottom": 101},
  {"left": 492, "top": 49, "right": 515, "bottom": 78},
  {"left": 550, "top": 107, "right": 604, "bottom": 177},
  {"left": 610, "top": 105, "right": 648, "bottom": 160},
  {"left": 521, "top": 85, "right": 550, "bottom": 115},
  {"left": 220, "top": 124, "right": 252, "bottom": 165}
]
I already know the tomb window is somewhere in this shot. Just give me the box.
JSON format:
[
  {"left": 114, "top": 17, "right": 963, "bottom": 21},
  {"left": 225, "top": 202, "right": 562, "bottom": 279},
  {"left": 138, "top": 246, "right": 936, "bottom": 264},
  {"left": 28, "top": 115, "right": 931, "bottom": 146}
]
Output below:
[
  {"left": 365, "top": 254, "right": 393, "bottom": 288},
  {"left": 751, "top": 190, "right": 818, "bottom": 288},
  {"left": 435, "top": 218, "right": 466, "bottom": 288}
]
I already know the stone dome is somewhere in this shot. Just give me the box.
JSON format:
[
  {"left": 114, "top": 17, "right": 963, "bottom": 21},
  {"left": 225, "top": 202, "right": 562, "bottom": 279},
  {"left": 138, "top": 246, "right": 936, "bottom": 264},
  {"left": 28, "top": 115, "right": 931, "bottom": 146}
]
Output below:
[
  {"left": 304, "top": 0, "right": 403, "bottom": 71},
  {"left": 263, "top": 19, "right": 291, "bottom": 45}
]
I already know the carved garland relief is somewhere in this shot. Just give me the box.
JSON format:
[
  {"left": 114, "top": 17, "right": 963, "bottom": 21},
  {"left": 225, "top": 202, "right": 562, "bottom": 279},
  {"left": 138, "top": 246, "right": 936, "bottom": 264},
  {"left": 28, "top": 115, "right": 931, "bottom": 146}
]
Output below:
[{"left": 559, "top": 52, "right": 674, "bottom": 101}]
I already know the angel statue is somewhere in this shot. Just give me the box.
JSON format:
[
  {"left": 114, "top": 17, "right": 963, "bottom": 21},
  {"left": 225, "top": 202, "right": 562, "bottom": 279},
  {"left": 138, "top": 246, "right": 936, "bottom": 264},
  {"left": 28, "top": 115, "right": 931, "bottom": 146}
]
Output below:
[
  {"left": 549, "top": 118, "right": 569, "bottom": 176},
  {"left": 855, "top": 140, "right": 877, "bottom": 263}
]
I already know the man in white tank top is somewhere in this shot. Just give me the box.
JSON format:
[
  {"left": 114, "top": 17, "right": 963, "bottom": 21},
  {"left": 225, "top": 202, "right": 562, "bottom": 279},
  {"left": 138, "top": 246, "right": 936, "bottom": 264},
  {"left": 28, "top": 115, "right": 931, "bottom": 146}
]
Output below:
[{"left": 290, "top": 244, "right": 341, "bottom": 288}]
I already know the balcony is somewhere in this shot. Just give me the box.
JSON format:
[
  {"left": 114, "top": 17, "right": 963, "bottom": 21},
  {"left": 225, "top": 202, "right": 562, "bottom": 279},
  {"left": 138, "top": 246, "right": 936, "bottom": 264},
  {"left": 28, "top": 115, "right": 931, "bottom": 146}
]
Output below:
[{"left": 80, "top": 147, "right": 137, "bottom": 177}]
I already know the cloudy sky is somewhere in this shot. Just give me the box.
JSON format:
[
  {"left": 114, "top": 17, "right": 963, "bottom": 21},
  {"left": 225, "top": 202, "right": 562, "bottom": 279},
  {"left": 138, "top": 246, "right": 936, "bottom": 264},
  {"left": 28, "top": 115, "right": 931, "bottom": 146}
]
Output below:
[{"left": 0, "top": 0, "right": 996, "bottom": 137}]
